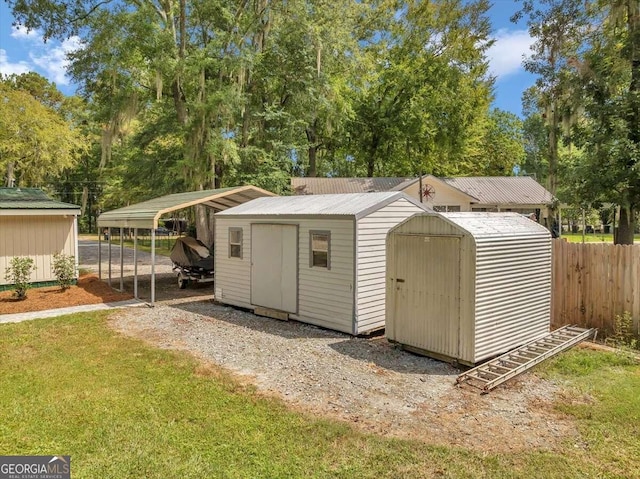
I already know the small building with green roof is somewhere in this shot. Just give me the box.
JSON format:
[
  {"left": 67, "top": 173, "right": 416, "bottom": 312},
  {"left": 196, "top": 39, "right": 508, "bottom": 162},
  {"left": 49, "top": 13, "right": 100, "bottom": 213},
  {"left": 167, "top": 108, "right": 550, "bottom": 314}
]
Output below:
[{"left": 0, "top": 187, "right": 80, "bottom": 291}]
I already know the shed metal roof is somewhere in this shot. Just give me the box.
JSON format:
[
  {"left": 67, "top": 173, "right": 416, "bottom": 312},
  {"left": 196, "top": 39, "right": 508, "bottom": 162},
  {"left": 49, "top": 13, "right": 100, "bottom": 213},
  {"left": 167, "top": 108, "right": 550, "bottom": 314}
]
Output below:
[
  {"left": 441, "top": 212, "right": 551, "bottom": 238},
  {"left": 291, "top": 177, "right": 415, "bottom": 195},
  {"left": 98, "top": 185, "right": 276, "bottom": 229},
  {"left": 441, "top": 177, "right": 554, "bottom": 206},
  {"left": 217, "top": 192, "right": 428, "bottom": 219},
  {"left": 0, "top": 187, "right": 80, "bottom": 211}
]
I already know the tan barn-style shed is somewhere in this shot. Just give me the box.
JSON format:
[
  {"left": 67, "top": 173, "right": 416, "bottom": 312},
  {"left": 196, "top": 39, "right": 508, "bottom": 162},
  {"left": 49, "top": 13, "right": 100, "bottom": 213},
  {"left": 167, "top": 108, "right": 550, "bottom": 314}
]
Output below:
[
  {"left": 215, "top": 192, "right": 429, "bottom": 334},
  {"left": 386, "top": 212, "right": 551, "bottom": 365},
  {"left": 0, "top": 188, "right": 80, "bottom": 290}
]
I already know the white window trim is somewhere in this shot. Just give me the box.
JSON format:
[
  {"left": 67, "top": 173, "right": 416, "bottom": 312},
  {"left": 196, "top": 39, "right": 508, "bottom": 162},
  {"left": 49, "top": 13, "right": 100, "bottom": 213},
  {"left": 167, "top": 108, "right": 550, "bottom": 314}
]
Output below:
[
  {"left": 309, "top": 230, "right": 331, "bottom": 270},
  {"left": 229, "top": 227, "right": 243, "bottom": 259}
]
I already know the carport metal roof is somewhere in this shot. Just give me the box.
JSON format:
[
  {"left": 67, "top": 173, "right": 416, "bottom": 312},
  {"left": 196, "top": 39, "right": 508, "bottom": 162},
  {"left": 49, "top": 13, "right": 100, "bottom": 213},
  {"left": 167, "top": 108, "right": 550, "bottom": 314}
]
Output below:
[{"left": 98, "top": 185, "right": 276, "bottom": 229}]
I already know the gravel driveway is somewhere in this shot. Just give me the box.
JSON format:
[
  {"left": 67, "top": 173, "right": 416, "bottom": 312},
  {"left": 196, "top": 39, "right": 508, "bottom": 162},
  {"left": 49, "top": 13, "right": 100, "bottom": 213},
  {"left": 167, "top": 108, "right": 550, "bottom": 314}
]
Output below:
[{"left": 111, "top": 300, "right": 580, "bottom": 453}]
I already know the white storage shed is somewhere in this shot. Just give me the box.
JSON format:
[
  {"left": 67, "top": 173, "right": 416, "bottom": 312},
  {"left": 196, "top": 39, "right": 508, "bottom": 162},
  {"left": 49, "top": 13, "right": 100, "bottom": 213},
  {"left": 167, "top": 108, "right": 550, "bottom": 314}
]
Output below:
[
  {"left": 386, "top": 212, "right": 552, "bottom": 365},
  {"left": 215, "top": 192, "right": 429, "bottom": 334}
]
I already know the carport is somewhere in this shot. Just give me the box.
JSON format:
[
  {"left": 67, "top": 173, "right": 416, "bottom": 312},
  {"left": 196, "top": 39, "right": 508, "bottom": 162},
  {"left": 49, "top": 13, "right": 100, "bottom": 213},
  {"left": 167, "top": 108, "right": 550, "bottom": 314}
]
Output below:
[{"left": 97, "top": 185, "right": 275, "bottom": 304}]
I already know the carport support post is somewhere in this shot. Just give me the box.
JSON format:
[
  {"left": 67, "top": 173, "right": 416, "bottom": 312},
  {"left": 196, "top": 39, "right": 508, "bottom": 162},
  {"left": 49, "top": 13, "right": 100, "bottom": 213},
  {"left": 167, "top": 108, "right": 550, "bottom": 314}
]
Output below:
[
  {"left": 133, "top": 228, "right": 138, "bottom": 299},
  {"left": 108, "top": 227, "right": 112, "bottom": 287},
  {"left": 119, "top": 227, "right": 124, "bottom": 292},
  {"left": 98, "top": 228, "right": 102, "bottom": 280},
  {"left": 151, "top": 228, "right": 156, "bottom": 305}
]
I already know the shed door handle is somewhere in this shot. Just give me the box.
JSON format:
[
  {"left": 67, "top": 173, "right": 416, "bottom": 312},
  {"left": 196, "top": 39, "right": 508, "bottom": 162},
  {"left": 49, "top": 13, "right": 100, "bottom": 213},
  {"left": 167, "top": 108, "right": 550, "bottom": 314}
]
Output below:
[{"left": 396, "top": 278, "right": 405, "bottom": 283}]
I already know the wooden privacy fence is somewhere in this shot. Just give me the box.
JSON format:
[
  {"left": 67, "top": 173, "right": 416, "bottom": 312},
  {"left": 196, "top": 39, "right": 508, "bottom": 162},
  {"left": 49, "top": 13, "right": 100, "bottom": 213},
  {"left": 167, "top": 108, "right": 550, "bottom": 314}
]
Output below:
[{"left": 552, "top": 239, "right": 640, "bottom": 334}]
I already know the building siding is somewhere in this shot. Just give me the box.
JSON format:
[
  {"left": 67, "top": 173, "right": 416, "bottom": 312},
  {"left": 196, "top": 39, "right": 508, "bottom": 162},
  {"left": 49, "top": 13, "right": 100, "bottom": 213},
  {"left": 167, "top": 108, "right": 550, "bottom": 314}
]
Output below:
[
  {"left": 355, "top": 198, "right": 426, "bottom": 333},
  {"left": 0, "top": 215, "right": 77, "bottom": 286},
  {"left": 386, "top": 213, "right": 550, "bottom": 365},
  {"left": 473, "top": 235, "right": 551, "bottom": 362},
  {"left": 215, "top": 217, "right": 355, "bottom": 333},
  {"left": 400, "top": 179, "right": 473, "bottom": 211},
  {"left": 214, "top": 217, "right": 252, "bottom": 307}
]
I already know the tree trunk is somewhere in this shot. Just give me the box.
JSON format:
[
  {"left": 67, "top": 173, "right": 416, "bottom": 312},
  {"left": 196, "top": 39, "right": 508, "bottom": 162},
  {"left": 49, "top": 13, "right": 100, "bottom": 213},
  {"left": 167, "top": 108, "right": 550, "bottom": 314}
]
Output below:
[
  {"left": 367, "top": 134, "right": 380, "bottom": 177},
  {"left": 5, "top": 162, "right": 15, "bottom": 187},
  {"left": 194, "top": 181, "right": 215, "bottom": 248},
  {"left": 195, "top": 204, "right": 214, "bottom": 248},
  {"left": 306, "top": 120, "right": 319, "bottom": 177},
  {"left": 547, "top": 102, "right": 559, "bottom": 196},
  {"left": 616, "top": 205, "right": 635, "bottom": 245},
  {"left": 81, "top": 185, "right": 89, "bottom": 217},
  {"left": 172, "top": 81, "right": 188, "bottom": 125}
]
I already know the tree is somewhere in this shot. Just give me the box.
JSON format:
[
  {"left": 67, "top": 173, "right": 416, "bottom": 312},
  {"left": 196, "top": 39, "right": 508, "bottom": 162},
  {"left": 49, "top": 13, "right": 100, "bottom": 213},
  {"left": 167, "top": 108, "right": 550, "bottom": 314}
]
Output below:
[
  {"left": 517, "top": 1, "right": 640, "bottom": 244},
  {"left": 0, "top": 76, "right": 85, "bottom": 187},
  {"left": 521, "top": 111, "right": 548, "bottom": 181},
  {"left": 349, "top": 0, "right": 494, "bottom": 178},
  {"left": 514, "top": 0, "right": 586, "bottom": 197},
  {"left": 570, "top": 1, "right": 640, "bottom": 244},
  {"left": 466, "top": 109, "right": 525, "bottom": 176}
]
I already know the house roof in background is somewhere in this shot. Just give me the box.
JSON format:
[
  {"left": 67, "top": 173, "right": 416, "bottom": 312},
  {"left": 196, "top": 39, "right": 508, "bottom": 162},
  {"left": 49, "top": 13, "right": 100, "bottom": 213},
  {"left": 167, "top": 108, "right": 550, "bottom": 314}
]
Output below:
[
  {"left": 98, "top": 185, "right": 276, "bottom": 229},
  {"left": 291, "top": 177, "right": 415, "bottom": 195},
  {"left": 0, "top": 187, "right": 80, "bottom": 210},
  {"left": 441, "top": 176, "right": 555, "bottom": 206},
  {"left": 217, "top": 192, "right": 429, "bottom": 219},
  {"left": 290, "top": 176, "right": 554, "bottom": 206}
]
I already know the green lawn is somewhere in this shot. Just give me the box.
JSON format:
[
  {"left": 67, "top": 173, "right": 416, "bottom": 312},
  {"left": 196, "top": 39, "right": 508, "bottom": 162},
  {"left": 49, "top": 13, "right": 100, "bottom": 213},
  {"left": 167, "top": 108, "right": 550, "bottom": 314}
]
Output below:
[
  {"left": 1, "top": 313, "right": 639, "bottom": 478},
  {"left": 561, "top": 232, "right": 640, "bottom": 243}
]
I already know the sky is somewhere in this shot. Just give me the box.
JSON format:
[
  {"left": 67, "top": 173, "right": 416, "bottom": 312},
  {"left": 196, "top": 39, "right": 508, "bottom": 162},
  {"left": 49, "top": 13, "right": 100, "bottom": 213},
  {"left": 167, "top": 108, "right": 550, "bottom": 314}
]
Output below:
[{"left": 0, "top": 0, "right": 536, "bottom": 116}]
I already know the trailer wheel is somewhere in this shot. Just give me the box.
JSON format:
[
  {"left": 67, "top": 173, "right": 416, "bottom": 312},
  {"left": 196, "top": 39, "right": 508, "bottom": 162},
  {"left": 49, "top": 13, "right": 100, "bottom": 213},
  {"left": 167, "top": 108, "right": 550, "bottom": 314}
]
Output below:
[{"left": 177, "top": 274, "right": 188, "bottom": 289}]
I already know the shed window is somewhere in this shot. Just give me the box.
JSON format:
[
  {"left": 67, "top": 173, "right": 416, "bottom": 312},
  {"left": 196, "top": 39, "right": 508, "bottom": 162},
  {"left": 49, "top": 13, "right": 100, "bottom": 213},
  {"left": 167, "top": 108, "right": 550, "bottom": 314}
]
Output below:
[
  {"left": 310, "top": 231, "right": 330, "bottom": 269},
  {"left": 229, "top": 227, "right": 243, "bottom": 258}
]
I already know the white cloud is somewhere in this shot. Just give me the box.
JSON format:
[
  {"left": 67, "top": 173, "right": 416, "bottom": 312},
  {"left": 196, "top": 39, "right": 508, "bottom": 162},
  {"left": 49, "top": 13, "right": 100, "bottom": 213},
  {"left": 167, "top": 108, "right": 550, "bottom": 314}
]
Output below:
[
  {"left": 0, "top": 49, "right": 31, "bottom": 76},
  {"left": 10, "top": 25, "right": 42, "bottom": 42},
  {"left": 4, "top": 24, "right": 84, "bottom": 86},
  {"left": 30, "top": 36, "right": 82, "bottom": 86},
  {"left": 487, "top": 29, "right": 534, "bottom": 79}
]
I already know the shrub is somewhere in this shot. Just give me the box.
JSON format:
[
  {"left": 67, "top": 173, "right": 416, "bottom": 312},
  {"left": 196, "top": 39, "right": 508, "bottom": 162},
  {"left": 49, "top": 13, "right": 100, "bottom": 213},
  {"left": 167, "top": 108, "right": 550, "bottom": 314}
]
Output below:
[
  {"left": 4, "top": 257, "right": 36, "bottom": 300},
  {"left": 607, "top": 311, "right": 639, "bottom": 351},
  {"left": 52, "top": 253, "right": 76, "bottom": 290}
]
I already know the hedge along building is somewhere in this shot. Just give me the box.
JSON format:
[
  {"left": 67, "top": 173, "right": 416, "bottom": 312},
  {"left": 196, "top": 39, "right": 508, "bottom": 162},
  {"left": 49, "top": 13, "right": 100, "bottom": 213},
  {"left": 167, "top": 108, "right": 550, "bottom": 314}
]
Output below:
[
  {"left": 0, "top": 188, "right": 80, "bottom": 290},
  {"left": 214, "top": 192, "right": 430, "bottom": 334},
  {"left": 386, "top": 212, "right": 552, "bottom": 365}
]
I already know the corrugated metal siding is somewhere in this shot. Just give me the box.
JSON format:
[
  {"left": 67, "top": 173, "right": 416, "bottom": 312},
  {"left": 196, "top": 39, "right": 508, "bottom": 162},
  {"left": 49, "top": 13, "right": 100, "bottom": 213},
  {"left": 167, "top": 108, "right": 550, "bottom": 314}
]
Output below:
[
  {"left": 216, "top": 192, "right": 410, "bottom": 217},
  {"left": 386, "top": 212, "right": 551, "bottom": 364},
  {"left": 0, "top": 215, "right": 76, "bottom": 286},
  {"left": 99, "top": 186, "right": 274, "bottom": 229},
  {"left": 214, "top": 217, "right": 355, "bottom": 333},
  {"left": 473, "top": 234, "right": 551, "bottom": 362},
  {"left": 355, "top": 198, "right": 426, "bottom": 333}
]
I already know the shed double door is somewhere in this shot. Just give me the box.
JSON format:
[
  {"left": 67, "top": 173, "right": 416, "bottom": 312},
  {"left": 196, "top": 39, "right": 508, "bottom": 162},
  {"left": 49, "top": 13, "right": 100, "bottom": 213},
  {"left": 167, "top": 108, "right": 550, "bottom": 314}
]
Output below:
[
  {"left": 392, "top": 235, "right": 460, "bottom": 359},
  {"left": 250, "top": 224, "right": 298, "bottom": 313}
]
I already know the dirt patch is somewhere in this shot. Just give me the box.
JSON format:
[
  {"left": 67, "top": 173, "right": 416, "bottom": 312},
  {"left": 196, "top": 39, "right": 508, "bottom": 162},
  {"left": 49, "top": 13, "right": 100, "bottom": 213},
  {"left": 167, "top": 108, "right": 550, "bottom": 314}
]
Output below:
[
  {"left": 110, "top": 303, "right": 582, "bottom": 453},
  {"left": 0, "top": 275, "right": 133, "bottom": 315}
]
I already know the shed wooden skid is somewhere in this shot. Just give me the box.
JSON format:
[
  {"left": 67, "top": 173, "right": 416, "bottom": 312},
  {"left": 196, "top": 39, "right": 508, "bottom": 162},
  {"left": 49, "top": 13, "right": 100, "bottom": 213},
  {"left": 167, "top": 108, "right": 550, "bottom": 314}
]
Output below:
[
  {"left": 215, "top": 192, "right": 429, "bottom": 334},
  {"left": 386, "top": 212, "right": 552, "bottom": 365}
]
